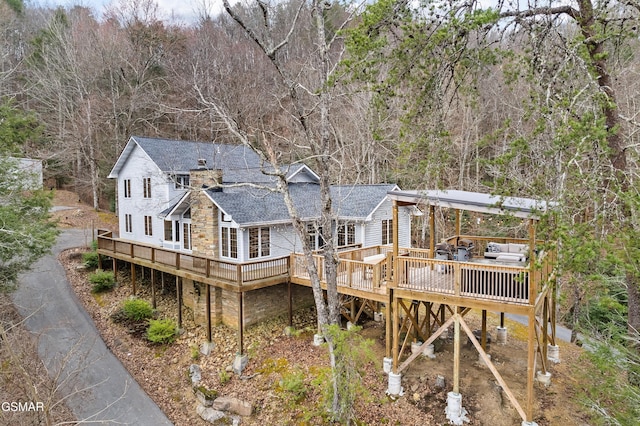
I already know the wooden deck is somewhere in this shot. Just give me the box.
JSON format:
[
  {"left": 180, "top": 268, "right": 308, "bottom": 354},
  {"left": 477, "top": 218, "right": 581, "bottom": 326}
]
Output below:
[
  {"left": 96, "top": 231, "right": 289, "bottom": 292},
  {"left": 97, "top": 230, "right": 553, "bottom": 313}
]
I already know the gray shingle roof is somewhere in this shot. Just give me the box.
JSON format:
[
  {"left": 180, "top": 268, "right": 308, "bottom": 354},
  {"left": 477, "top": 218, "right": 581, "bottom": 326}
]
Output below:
[
  {"left": 207, "top": 183, "right": 397, "bottom": 226},
  {"left": 110, "top": 136, "right": 317, "bottom": 185},
  {"left": 133, "top": 136, "right": 266, "bottom": 183}
]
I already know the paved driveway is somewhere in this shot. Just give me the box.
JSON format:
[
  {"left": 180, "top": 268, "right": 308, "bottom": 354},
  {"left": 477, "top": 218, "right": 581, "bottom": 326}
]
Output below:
[{"left": 13, "top": 229, "right": 173, "bottom": 425}]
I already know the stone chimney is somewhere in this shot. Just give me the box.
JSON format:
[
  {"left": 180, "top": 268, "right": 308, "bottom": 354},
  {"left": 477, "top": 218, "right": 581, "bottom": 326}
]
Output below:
[{"left": 189, "top": 168, "right": 222, "bottom": 258}]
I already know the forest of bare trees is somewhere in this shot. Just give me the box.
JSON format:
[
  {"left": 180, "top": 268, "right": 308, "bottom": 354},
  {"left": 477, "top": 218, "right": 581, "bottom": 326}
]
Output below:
[{"left": 2, "top": 0, "right": 639, "bottom": 422}]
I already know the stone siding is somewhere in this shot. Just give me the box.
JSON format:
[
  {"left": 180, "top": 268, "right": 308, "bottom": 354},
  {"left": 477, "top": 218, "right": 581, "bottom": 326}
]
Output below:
[{"left": 189, "top": 169, "right": 222, "bottom": 258}]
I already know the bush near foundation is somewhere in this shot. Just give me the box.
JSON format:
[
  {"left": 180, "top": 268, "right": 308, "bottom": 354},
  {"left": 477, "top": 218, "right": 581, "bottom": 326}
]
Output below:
[
  {"left": 82, "top": 251, "right": 99, "bottom": 269},
  {"left": 89, "top": 269, "right": 115, "bottom": 293},
  {"left": 122, "top": 298, "right": 154, "bottom": 321},
  {"left": 147, "top": 318, "right": 178, "bottom": 344}
]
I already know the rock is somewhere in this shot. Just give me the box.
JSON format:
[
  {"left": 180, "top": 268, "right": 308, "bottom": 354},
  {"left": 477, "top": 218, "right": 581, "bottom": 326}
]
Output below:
[
  {"left": 232, "top": 354, "right": 248, "bottom": 375},
  {"left": 413, "top": 392, "right": 421, "bottom": 402},
  {"left": 189, "top": 364, "right": 202, "bottom": 385},
  {"left": 196, "top": 404, "right": 226, "bottom": 423},
  {"left": 200, "top": 341, "right": 216, "bottom": 356},
  {"left": 212, "top": 396, "right": 253, "bottom": 417},
  {"left": 194, "top": 385, "right": 218, "bottom": 407}
]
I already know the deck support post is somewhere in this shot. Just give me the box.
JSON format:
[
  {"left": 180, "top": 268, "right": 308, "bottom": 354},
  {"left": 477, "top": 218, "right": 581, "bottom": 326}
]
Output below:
[
  {"left": 97, "top": 253, "right": 102, "bottom": 270},
  {"left": 526, "top": 309, "right": 536, "bottom": 423},
  {"left": 288, "top": 281, "right": 293, "bottom": 327},
  {"left": 386, "top": 290, "right": 393, "bottom": 359},
  {"left": 176, "top": 276, "right": 182, "bottom": 329},
  {"left": 237, "top": 291, "right": 244, "bottom": 355},
  {"left": 453, "top": 308, "right": 461, "bottom": 394},
  {"left": 151, "top": 269, "right": 156, "bottom": 309},
  {"left": 112, "top": 257, "right": 117, "bottom": 278},
  {"left": 429, "top": 205, "right": 435, "bottom": 258},
  {"left": 481, "top": 310, "right": 487, "bottom": 351},
  {"left": 131, "top": 263, "right": 136, "bottom": 296},
  {"left": 392, "top": 296, "right": 400, "bottom": 372},
  {"left": 206, "top": 284, "right": 212, "bottom": 343}
]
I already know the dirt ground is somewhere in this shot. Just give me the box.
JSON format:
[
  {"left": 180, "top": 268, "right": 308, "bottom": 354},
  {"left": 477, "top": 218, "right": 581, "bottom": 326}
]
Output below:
[{"left": 54, "top": 190, "right": 594, "bottom": 425}]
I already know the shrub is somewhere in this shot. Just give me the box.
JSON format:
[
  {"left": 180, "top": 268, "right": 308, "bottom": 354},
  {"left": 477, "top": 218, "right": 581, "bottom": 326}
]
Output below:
[
  {"left": 147, "top": 318, "right": 178, "bottom": 344},
  {"left": 89, "top": 269, "right": 115, "bottom": 293},
  {"left": 82, "top": 251, "right": 99, "bottom": 269},
  {"left": 122, "top": 298, "right": 154, "bottom": 321}
]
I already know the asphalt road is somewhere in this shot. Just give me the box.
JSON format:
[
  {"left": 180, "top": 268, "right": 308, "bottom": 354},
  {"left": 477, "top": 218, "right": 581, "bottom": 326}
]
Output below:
[{"left": 13, "top": 228, "right": 173, "bottom": 425}]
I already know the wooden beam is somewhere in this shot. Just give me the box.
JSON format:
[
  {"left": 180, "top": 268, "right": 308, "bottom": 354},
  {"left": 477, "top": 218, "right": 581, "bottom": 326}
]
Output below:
[
  {"left": 429, "top": 205, "right": 435, "bottom": 259},
  {"left": 386, "top": 289, "right": 393, "bottom": 359},
  {"left": 397, "top": 315, "right": 455, "bottom": 374},
  {"left": 392, "top": 296, "right": 400, "bottom": 372},
  {"left": 526, "top": 310, "right": 536, "bottom": 422},
  {"left": 481, "top": 309, "right": 487, "bottom": 351},
  {"left": 392, "top": 201, "right": 399, "bottom": 259},
  {"left": 453, "top": 309, "right": 461, "bottom": 394},
  {"left": 459, "top": 316, "right": 527, "bottom": 421}
]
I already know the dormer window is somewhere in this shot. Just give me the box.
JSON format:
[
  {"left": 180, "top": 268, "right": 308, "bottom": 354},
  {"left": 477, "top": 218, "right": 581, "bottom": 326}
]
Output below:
[{"left": 174, "top": 174, "right": 190, "bottom": 189}]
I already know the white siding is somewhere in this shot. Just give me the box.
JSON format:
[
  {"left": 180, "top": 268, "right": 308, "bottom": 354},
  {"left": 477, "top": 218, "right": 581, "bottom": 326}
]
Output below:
[
  {"left": 363, "top": 198, "right": 412, "bottom": 248},
  {"left": 115, "top": 144, "right": 181, "bottom": 246}
]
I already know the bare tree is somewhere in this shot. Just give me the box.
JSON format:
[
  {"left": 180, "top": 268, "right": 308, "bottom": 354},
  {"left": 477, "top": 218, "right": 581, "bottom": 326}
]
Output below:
[{"left": 193, "top": 0, "right": 366, "bottom": 419}]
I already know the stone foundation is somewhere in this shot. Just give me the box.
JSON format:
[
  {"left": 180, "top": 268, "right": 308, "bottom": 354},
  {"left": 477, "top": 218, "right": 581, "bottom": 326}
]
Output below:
[{"left": 181, "top": 279, "right": 314, "bottom": 329}]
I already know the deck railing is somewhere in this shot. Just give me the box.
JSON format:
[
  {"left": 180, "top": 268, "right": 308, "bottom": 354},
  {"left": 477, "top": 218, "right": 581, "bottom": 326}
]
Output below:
[
  {"left": 97, "top": 231, "right": 289, "bottom": 287},
  {"left": 98, "top": 230, "right": 553, "bottom": 304}
]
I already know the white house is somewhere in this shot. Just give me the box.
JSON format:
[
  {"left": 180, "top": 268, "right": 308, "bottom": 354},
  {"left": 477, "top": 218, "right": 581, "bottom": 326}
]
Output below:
[{"left": 108, "top": 136, "right": 414, "bottom": 262}]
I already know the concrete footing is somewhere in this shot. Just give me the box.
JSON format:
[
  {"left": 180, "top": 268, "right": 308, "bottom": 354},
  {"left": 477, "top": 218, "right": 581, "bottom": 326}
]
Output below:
[
  {"left": 522, "top": 422, "right": 539, "bottom": 426},
  {"left": 422, "top": 343, "right": 436, "bottom": 358},
  {"left": 411, "top": 341, "right": 423, "bottom": 355},
  {"left": 200, "top": 341, "right": 216, "bottom": 356},
  {"left": 386, "top": 372, "right": 403, "bottom": 396},
  {"left": 478, "top": 353, "right": 491, "bottom": 367},
  {"left": 496, "top": 326, "right": 508, "bottom": 344},
  {"left": 382, "top": 357, "right": 392, "bottom": 374},
  {"left": 232, "top": 354, "right": 248, "bottom": 375},
  {"left": 374, "top": 312, "right": 384, "bottom": 322},
  {"left": 536, "top": 371, "right": 552, "bottom": 387},
  {"left": 346, "top": 321, "right": 355, "bottom": 330},
  {"left": 313, "top": 333, "right": 324, "bottom": 346},
  {"left": 445, "top": 392, "right": 469, "bottom": 425},
  {"left": 547, "top": 344, "right": 560, "bottom": 364}
]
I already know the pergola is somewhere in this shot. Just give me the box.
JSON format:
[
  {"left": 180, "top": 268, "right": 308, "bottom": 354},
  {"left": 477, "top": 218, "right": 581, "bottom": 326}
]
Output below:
[{"left": 387, "top": 189, "right": 557, "bottom": 426}]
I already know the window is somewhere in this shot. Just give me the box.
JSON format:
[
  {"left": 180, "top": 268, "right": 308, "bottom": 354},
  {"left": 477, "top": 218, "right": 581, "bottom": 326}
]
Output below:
[
  {"left": 307, "top": 223, "right": 325, "bottom": 250},
  {"left": 144, "top": 215, "right": 153, "bottom": 236},
  {"left": 337, "top": 223, "right": 356, "bottom": 247},
  {"left": 183, "top": 223, "right": 191, "bottom": 250},
  {"left": 125, "top": 214, "right": 132, "bottom": 233},
  {"left": 249, "top": 227, "right": 270, "bottom": 258},
  {"left": 123, "top": 179, "right": 131, "bottom": 198},
  {"left": 221, "top": 227, "right": 237, "bottom": 258},
  {"left": 175, "top": 220, "right": 180, "bottom": 242},
  {"left": 382, "top": 219, "right": 393, "bottom": 245},
  {"left": 174, "top": 174, "right": 190, "bottom": 189},
  {"left": 143, "top": 177, "right": 151, "bottom": 198},
  {"left": 164, "top": 221, "right": 172, "bottom": 241}
]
